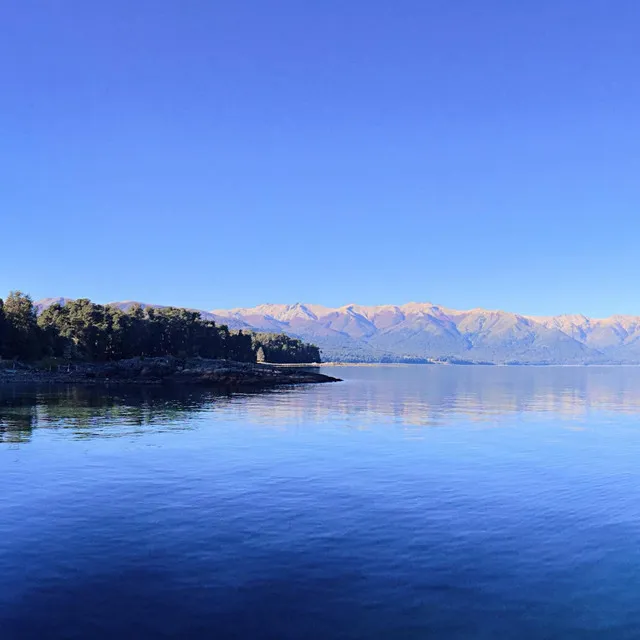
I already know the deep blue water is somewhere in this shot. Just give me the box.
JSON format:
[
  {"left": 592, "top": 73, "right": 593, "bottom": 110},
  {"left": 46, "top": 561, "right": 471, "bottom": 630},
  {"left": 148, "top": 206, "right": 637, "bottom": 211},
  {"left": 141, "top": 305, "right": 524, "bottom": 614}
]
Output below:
[{"left": 2, "top": 366, "right": 640, "bottom": 639}]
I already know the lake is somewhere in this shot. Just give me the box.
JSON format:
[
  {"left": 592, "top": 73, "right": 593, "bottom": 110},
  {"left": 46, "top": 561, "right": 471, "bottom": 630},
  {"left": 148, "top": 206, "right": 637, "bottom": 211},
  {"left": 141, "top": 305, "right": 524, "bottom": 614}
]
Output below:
[{"left": 2, "top": 365, "right": 640, "bottom": 639}]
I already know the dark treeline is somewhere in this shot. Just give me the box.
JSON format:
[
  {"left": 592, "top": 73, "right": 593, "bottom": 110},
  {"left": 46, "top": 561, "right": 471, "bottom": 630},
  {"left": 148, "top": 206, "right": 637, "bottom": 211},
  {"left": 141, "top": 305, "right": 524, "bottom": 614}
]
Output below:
[
  {"left": 252, "top": 332, "right": 320, "bottom": 364},
  {"left": 0, "top": 292, "right": 321, "bottom": 364}
]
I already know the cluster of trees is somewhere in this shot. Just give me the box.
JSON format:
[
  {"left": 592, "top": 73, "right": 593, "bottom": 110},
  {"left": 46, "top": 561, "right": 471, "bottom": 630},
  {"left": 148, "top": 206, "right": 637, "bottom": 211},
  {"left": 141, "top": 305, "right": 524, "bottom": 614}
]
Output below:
[
  {"left": 0, "top": 292, "right": 321, "bottom": 364},
  {"left": 0, "top": 292, "right": 41, "bottom": 360},
  {"left": 252, "top": 332, "right": 320, "bottom": 364}
]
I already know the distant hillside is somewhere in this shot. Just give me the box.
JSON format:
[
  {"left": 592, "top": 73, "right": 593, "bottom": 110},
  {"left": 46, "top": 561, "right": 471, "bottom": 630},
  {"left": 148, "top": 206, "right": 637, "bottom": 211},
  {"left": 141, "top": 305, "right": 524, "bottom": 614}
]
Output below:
[{"left": 36, "top": 299, "right": 640, "bottom": 364}]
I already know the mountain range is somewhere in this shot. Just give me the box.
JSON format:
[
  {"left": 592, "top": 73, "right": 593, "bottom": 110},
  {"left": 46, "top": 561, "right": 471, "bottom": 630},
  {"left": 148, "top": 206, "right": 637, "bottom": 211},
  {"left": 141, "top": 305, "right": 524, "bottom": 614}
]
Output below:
[{"left": 35, "top": 298, "right": 640, "bottom": 364}]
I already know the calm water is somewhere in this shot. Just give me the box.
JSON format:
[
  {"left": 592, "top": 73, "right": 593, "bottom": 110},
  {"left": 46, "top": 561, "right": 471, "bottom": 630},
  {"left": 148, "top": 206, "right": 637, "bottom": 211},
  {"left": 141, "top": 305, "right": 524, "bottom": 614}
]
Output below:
[{"left": 2, "top": 366, "right": 640, "bottom": 639}]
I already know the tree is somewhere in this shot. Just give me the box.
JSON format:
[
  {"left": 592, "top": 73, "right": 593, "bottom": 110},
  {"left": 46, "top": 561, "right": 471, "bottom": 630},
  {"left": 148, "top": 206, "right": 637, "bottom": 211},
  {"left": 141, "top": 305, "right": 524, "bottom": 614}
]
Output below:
[
  {"left": 2, "top": 291, "right": 42, "bottom": 360},
  {"left": 38, "top": 302, "right": 73, "bottom": 358},
  {"left": 0, "top": 298, "right": 5, "bottom": 358}
]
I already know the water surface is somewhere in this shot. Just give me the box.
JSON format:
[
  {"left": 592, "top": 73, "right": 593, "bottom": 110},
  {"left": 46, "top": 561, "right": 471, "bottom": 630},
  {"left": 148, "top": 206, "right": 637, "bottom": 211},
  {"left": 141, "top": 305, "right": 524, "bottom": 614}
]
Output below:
[{"left": 2, "top": 366, "right": 640, "bottom": 638}]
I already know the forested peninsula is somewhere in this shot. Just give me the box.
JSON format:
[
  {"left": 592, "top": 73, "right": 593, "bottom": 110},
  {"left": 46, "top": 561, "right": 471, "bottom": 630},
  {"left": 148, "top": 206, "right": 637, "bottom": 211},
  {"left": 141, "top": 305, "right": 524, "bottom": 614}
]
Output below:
[{"left": 0, "top": 292, "right": 338, "bottom": 387}]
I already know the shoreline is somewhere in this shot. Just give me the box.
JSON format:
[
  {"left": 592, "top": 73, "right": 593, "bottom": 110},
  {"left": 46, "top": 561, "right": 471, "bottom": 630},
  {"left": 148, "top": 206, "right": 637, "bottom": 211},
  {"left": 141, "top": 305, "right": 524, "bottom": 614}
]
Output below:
[
  {"left": 300, "top": 361, "right": 640, "bottom": 367},
  {"left": 0, "top": 357, "right": 341, "bottom": 387}
]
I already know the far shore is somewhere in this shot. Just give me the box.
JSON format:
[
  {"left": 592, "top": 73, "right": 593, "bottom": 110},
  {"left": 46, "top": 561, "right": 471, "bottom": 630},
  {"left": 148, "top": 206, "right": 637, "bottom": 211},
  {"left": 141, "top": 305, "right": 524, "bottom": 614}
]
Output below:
[{"left": 288, "top": 361, "right": 640, "bottom": 367}]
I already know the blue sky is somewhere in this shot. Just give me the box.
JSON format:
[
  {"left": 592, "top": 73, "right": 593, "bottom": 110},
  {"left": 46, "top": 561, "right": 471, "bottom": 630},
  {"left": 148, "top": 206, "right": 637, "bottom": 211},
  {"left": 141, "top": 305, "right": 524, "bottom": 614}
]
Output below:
[{"left": 2, "top": 1, "right": 639, "bottom": 316}]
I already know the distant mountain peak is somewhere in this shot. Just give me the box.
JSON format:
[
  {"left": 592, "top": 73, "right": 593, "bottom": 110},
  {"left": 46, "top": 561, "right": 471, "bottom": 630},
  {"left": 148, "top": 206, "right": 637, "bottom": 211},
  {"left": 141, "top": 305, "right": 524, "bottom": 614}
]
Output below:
[
  {"left": 208, "top": 301, "right": 640, "bottom": 364},
  {"left": 35, "top": 297, "right": 640, "bottom": 364}
]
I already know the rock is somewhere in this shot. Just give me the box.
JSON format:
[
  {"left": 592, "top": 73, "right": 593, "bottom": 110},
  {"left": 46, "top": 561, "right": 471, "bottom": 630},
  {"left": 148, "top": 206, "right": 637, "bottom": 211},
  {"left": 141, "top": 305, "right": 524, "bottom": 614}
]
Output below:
[{"left": 0, "top": 357, "right": 341, "bottom": 387}]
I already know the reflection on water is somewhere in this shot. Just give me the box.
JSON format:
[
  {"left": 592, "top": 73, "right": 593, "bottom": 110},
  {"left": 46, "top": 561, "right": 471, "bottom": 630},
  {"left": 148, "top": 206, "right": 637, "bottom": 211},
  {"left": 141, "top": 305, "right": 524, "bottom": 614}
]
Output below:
[
  {"left": 3, "top": 366, "right": 640, "bottom": 638},
  {"left": 4, "top": 366, "right": 640, "bottom": 444},
  {"left": 314, "top": 365, "right": 640, "bottom": 423},
  {"left": 0, "top": 385, "right": 233, "bottom": 443}
]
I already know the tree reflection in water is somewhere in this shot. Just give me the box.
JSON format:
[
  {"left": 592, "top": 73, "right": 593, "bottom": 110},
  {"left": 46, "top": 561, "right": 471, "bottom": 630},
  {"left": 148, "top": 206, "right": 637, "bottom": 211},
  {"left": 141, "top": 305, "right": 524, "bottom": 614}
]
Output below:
[
  {"left": 0, "top": 385, "right": 245, "bottom": 444},
  {"left": 4, "top": 365, "right": 640, "bottom": 444}
]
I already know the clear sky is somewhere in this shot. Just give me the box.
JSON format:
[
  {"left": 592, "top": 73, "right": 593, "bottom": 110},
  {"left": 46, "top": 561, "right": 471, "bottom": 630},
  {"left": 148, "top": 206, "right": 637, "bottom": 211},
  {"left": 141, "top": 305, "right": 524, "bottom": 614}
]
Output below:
[{"left": 2, "top": 1, "right": 639, "bottom": 317}]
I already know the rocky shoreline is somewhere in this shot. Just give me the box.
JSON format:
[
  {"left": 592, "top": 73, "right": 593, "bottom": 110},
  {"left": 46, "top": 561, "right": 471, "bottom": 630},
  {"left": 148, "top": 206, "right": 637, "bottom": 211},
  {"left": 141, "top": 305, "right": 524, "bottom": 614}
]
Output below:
[{"left": 0, "top": 357, "right": 341, "bottom": 387}]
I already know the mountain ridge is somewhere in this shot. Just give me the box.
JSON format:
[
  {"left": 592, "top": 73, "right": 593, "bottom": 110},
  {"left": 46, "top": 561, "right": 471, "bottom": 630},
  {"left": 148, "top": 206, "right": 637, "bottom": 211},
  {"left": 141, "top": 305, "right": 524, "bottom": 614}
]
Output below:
[{"left": 35, "top": 299, "right": 640, "bottom": 364}]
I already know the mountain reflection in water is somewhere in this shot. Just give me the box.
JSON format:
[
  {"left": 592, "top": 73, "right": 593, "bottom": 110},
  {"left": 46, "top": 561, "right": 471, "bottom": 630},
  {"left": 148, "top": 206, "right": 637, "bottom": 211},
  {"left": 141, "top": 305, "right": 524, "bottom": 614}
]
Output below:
[{"left": 3, "top": 366, "right": 640, "bottom": 444}]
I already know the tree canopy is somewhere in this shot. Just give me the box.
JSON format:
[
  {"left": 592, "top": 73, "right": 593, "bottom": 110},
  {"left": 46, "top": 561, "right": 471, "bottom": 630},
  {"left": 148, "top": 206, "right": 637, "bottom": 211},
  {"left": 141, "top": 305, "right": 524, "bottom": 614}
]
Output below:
[
  {"left": 0, "top": 293, "right": 321, "bottom": 365},
  {"left": 252, "top": 332, "right": 320, "bottom": 364}
]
